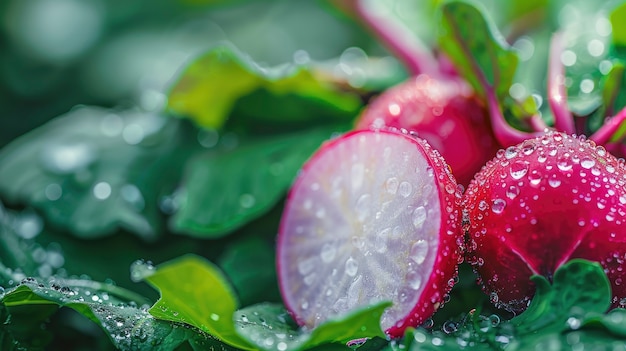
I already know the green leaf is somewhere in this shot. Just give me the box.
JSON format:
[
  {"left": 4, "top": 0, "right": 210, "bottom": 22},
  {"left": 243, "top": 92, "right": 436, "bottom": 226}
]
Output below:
[
  {"left": 438, "top": 1, "right": 519, "bottom": 100},
  {"left": 610, "top": 2, "right": 626, "bottom": 48},
  {"left": 167, "top": 44, "right": 361, "bottom": 131},
  {"left": 0, "top": 106, "right": 201, "bottom": 240},
  {"left": 142, "top": 255, "right": 255, "bottom": 350},
  {"left": 0, "top": 205, "right": 48, "bottom": 280},
  {"left": 511, "top": 259, "right": 611, "bottom": 335},
  {"left": 171, "top": 126, "right": 343, "bottom": 238},
  {"left": 0, "top": 275, "right": 215, "bottom": 350},
  {"left": 218, "top": 236, "right": 280, "bottom": 306},
  {"left": 233, "top": 301, "right": 390, "bottom": 351}
]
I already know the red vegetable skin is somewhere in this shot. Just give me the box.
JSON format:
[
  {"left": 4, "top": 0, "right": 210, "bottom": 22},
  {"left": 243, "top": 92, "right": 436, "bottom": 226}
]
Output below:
[
  {"left": 355, "top": 76, "right": 500, "bottom": 186},
  {"left": 464, "top": 131, "right": 626, "bottom": 312},
  {"left": 277, "top": 129, "right": 463, "bottom": 337}
]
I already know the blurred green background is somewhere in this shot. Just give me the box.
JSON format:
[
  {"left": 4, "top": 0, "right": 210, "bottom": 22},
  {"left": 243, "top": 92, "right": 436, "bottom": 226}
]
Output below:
[{"left": 0, "top": 0, "right": 385, "bottom": 148}]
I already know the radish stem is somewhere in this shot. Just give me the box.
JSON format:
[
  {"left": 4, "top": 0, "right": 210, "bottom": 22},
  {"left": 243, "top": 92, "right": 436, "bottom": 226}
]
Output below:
[
  {"left": 590, "top": 106, "right": 626, "bottom": 145},
  {"left": 350, "top": 0, "right": 441, "bottom": 77},
  {"left": 548, "top": 31, "right": 575, "bottom": 134},
  {"left": 485, "top": 84, "right": 536, "bottom": 146}
]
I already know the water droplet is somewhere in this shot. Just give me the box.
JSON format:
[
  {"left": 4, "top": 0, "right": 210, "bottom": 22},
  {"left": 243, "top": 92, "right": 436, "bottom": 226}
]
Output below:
[
  {"left": 345, "top": 257, "right": 358, "bottom": 276},
  {"left": 42, "top": 142, "right": 96, "bottom": 174},
  {"left": 506, "top": 185, "right": 520, "bottom": 199},
  {"left": 409, "top": 240, "right": 428, "bottom": 264},
  {"left": 298, "top": 257, "right": 316, "bottom": 276},
  {"left": 561, "top": 50, "right": 577, "bottom": 66},
  {"left": 210, "top": 313, "right": 220, "bottom": 321},
  {"left": 100, "top": 114, "right": 124, "bottom": 137},
  {"left": 557, "top": 157, "right": 572, "bottom": 171},
  {"left": 504, "top": 146, "right": 518, "bottom": 159},
  {"left": 406, "top": 271, "right": 422, "bottom": 290},
  {"left": 93, "top": 181, "right": 111, "bottom": 200},
  {"left": 315, "top": 208, "right": 326, "bottom": 219},
  {"left": 567, "top": 317, "right": 581, "bottom": 330},
  {"left": 197, "top": 128, "right": 219, "bottom": 148},
  {"left": 521, "top": 140, "right": 536, "bottom": 155},
  {"left": 239, "top": 194, "right": 256, "bottom": 208},
  {"left": 45, "top": 183, "right": 62, "bottom": 201},
  {"left": 388, "top": 103, "right": 401, "bottom": 116},
  {"left": 412, "top": 206, "right": 427, "bottom": 228},
  {"left": 492, "top": 199, "right": 506, "bottom": 214},
  {"left": 122, "top": 124, "right": 144, "bottom": 145},
  {"left": 548, "top": 178, "right": 561, "bottom": 188},
  {"left": 445, "top": 183, "right": 455, "bottom": 194},
  {"left": 385, "top": 177, "right": 399, "bottom": 194},
  {"left": 510, "top": 161, "right": 529, "bottom": 179},
  {"left": 399, "top": 181, "right": 412, "bottom": 197},
  {"left": 529, "top": 170, "right": 542, "bottom": 185},
  {"left": 581, "top": 157, "right": 595, "bottom": 169},
  {"left": 121, "top": 184, "right": 144, "bottom": 210},
  {"left": 580, "top": 78, "right": 595, "bottom": 94},
  {"left": 490, "top": 292, "right": 499, "bottom": 304},
  {"left": 355, "top": 194, "right": 371, "bottom": 221},
  {"left": 130, "top": 260, "right": 155, "bottom": 282},
  {"left": 478, "top": 200, "right": 488, "bottom": 211},
  {"left": 320, "top": 243, "right": 336, "bottom": 263},
  {"left": 303, "top": 273, "right": 316, "bottom": 285}
]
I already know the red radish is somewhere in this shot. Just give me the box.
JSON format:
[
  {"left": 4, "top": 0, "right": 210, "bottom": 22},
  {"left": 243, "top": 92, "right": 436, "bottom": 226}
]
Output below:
[
  {"left": 463, "top": 130, "right": 626, "bottom": 312},
  {"left": 276, "top": 129, "right": 463, "bottom": 337},
  {"left": 335, "top": 1, "right": 506, "bottom": 186},
  {"left": 355, "top": 75, "right": 499, "bottom": 185}
]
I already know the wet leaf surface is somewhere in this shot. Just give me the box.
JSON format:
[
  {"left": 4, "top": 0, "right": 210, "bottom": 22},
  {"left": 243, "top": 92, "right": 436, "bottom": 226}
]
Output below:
[
  {"left": 0, "top": 106, "right": 201, "bottom": 240},
  {"left": 233, "top": 301, "right": 390, "bottom": 351},
  {"left": 171, "top": 126, "right": 344, "bottom": 237}
]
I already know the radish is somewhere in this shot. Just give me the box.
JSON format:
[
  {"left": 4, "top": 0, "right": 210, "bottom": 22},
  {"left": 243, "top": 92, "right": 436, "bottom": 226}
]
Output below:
[
  {"left": 463, "top": 130, "right": 626, "bottom": 312},
  {"left": 355, "top": 76, "right": 499, "bottom": 185},
  {"left": 276, "top": 128, "right": 463, "bottom": 337},
  {"left": 334, "top": 1, "right": 503, "bottom": 186}
]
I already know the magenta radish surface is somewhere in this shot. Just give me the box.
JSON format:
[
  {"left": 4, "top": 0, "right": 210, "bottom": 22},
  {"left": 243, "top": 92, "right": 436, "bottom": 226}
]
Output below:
[
  {"left": 355, "top": 75, "right": 500, "bottom": 186},
  {"left": 276, "top": 129, "right": 463, "bottom": 337},
  {"left": 463, "top": 131, "right": 626, "bottom": 312}
]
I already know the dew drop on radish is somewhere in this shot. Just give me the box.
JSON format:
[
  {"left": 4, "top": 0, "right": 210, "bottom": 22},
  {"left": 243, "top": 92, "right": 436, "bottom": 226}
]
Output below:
[
  {"left": 385, "top": 177, "right": 399, "bottom": 194},
  {"left": 504, "top": 146, "right": 518, "bottom": 159},
  {"left": 557, "top": 156, "right": 572, "bottom": 171},
  {"left": 581, "top": 157, "right": 595, "bottom": 169},
  {"left": 509, "top": 161, "right": 528, "bottom": 180},
  {"left": 399, "top": 181, "right": 412, "bottom": 197},
  {"left": 298, "top": 257, "right": 316, "bottom": 276},
  {"left": 345, "top": 257, "right": 358, "bottom": 277},
  {"left": 406, "top": 271, "right": 422, "bottom": 290},
  {"left": 548, "top": 177, "right": 562, "bottom": 188},
  {"left": 506, "top": 185, "right": 520, "bottom": 199},
  {"left": 528, "top": 170, "right": 542, "bottom": 185},
  {"left": 412, "top": 207, "right": 427, "bottom": 228},
  {"left": 478, "top": 200, "right": 488, "bottom": 211},
  {"left": 355, "top": 194, "right": 371, "bottom": 221},
  {"left": 320, "top": 243, "right": 336, "bottom": 263},
  {"left": 491, "top": 199, "right": 506, "bottom": 214},
  {"left": 410, "top": 240, "right": 428, "bottom": 264}
]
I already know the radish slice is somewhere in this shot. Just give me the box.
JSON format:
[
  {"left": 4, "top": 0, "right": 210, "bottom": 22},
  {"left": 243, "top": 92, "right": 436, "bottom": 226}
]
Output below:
[{"left": 277, "top": 129, "right": 462, "bottom": 337}]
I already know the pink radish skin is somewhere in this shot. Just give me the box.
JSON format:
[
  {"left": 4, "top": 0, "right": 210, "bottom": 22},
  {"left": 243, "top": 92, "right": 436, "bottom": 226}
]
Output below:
[
  {"left": 355, "top": 75, "right": 500, "bottom": 186},
  {"left": 276, "top": 129, "right": 463, "bottom": 337},
  {"left": 463, "top": 131, "right": 626, "bottom": 312}
]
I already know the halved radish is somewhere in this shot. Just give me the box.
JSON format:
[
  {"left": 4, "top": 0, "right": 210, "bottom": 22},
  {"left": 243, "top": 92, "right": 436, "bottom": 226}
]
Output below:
[{"left": 276, "top": 128, "right": 463, "bottom": 337}]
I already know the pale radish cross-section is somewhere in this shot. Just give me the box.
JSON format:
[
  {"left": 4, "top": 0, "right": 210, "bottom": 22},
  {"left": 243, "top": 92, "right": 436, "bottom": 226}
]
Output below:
[{"left": 278, "top": 131, "right": 441, "bottom": 331}]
